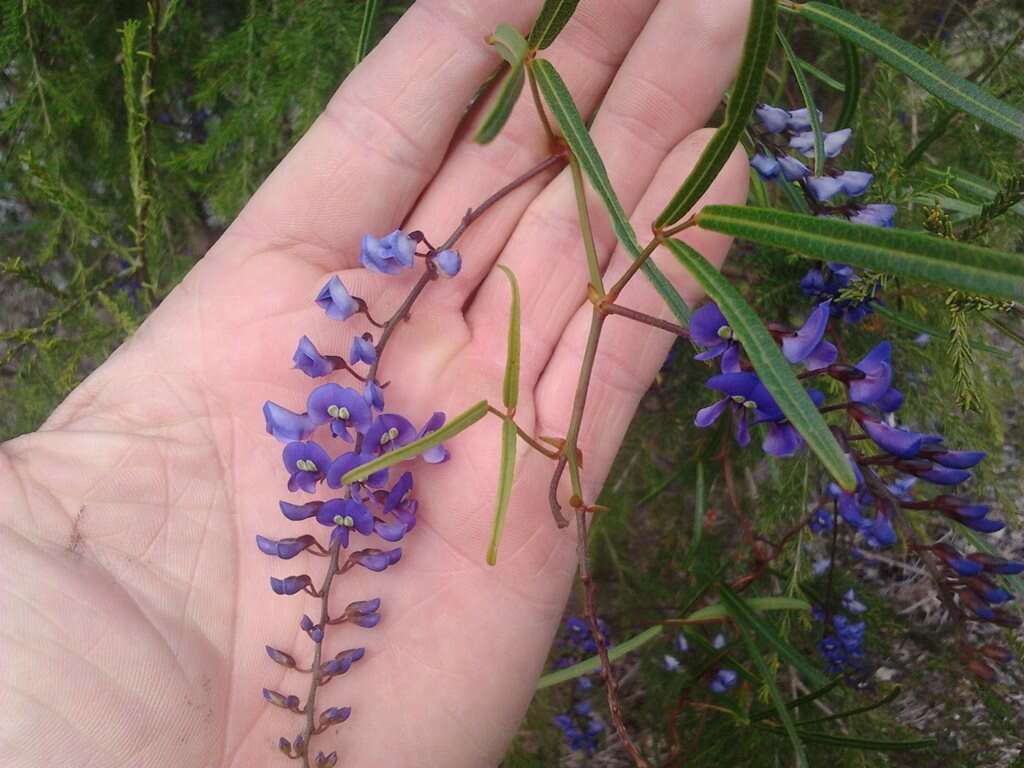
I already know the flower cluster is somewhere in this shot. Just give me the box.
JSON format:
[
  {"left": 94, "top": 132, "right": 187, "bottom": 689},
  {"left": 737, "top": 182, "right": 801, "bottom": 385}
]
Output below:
[
  {"left": 259, "top": 230, "right": 460, "bottom": 764},
  {"left": 812, "top": 590, "right": 868, "bottom": 680},
  {"left": 549, "top": 616, "right": 611, "bottom": 754}
]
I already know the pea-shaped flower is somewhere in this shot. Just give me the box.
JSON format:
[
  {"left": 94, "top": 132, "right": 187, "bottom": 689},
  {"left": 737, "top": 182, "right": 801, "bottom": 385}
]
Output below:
[
  {"left": 360, "top": 230, "right": 416, "bottom": 275},
  {"left": 316, "top": 498, "right": 374, "bottom": 548},
  {"left": 307, "top": 383, "right": 372, "bottom": 441},
  {"left": 282, "top": 441, "right": 331, "bottom": 493}
]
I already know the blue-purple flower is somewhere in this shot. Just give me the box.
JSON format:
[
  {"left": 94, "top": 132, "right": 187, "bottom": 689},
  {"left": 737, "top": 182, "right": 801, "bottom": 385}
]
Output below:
[
  {"left": 316, "top": 498, "right": 374, "bottom": 548},
  {"left": 349, "top": 335, "right": 377, "bottom": 366},
  {"left": 365, "top": 414, "right": 417, "bottom": 454},
  {"left": 293, "top": 336, "right": 341, "bottom": 378},
  {"left": 781, "top": 301, "right": 837, "bottom": 369},
  {"left": 264, "top": 401, "right": 314, "bottom": 443},
  {"left": 360, "top": 230, "right": 416, "bottom": 275},
  {"left": 434, "top": 249, "right": 461, "bottom": 278},
  {"left": 307, "top": 383, "right": 373, "bottom": 441},
  {"left": 283, "top": 441, "right": 331, "bottom": 493},
  {"left": 690, "top": 302, "right": 741, "bottom": 372},
  {"left": 315, "top": 276, "right": 358, "bottom": 320},
  {"left": 695, "top": 372, "right": 782, "bottom": 447}
]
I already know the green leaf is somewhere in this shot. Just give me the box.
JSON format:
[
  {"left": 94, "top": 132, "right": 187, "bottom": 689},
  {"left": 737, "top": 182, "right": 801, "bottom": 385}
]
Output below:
[
  {"left": 922, "top": 167, "right": 1024, "bottom": 218},
  {"left": 663, "top": 239, "right": 857, "bottom": 491},
  {"left": 777, "top": 30, "right": 825, "bottom": 175},
  {"left": 822, "top": 0, "right": 861, "bottom": 129},
  {"left": 527, "top": 0, "right": 580, "bottom": 50},
  {"left": 689, "top": 462, "right": 706, "bottom": 555},
  {"left": 750, "top": 678, "right": 843, "bottom": 722},
  {"left": 696, "top": 205, "right": 1024, "bottom": 302},
  {"left": 796, "top": 687, "right": 901, "bottom": 726},
  {"left": 682, "top": 596, "right": 811, "bottom": 623},
  {"left": 736, "top": 620, "right": 809, "bottom": 768},
  {"left": 872, "top": 304, "right": 1008, "bottom": 357},
  {"left": 487, "top": 418, "right": 517, "bottom": 566},
  {"left": 654, "top": 0, "right": 777, "bottom": 227},
  {"left": 530, "top": 58, "right": 691, "bottom": 323},
  {"left": 536, "top": 625, "right": 663, "bottom": 689},
  {"left": 790, "top": 2, "right": 1024, "bottom": 141},
  {"left": 355, "top": 0, "right": 381, "bottom": 64},
  {"left": 755, "top": 725, "right": 936, "bottom": 752},
  {"left": 719, "top": 584, "right": 830, "bottom": 688},
  {"left": 797, "top": 57, "right": 844, "bottom": 91},
  {"left": 498, "top": 265, "right": 521, "bottom": 409},
  {"left": 474, "top": 66, "right": 525, "bottom": 144},
  {"left": 341, "top": 400, "right": 488, "bottom": 483},
  {"left": 489, "top": 23, "right": 529, "bottom": 64}
]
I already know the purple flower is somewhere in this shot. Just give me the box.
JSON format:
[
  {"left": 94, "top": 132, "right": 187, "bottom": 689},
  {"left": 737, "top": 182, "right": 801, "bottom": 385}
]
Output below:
[
  {"left": 318, "top": 707, "right": 352, "bottom": 727},
  {"left": 782, "top": 301, "right": 837, "bottom": 367},
  {"left": 265, "top": 646, "right": 298, "bottom": 667},
  {"left": 760, "top": 389, "right": 824, "bottom": 457},
  {"left": 807, "top": 175, "right": 845, "bottom": 202},
  {"left": 927, "top": 450, "right": 985, "bottom": 469},
  {"left": 809, "top": 507, "right": 833, "bottom": 535},
  {"left": 283, "top": 441, "right": 331, "bottom": 493},
  {"left": 373, "top": 518, "right": 408, "bottom": 542},
  {"left": 350, "top": 547, "right": 403, "bottom": 572},
  {"left": 264, "top": 401, "right": 314, "bottom": 443},
  {"left": 690, "top": 302, "right": 741, "bottom": 372},
  {"left": 315, "top": 276, "right": 358, "bottom": 320},
  {"left": 365, "top": 414, "right": 417, "bottom": 454},
  {"left": 754, "top": 104, "right": 790, "bottom": 133},
  {"left": 861, "top": 420, "right": 923, "bottom": 459},
  {"left": 785, "top": 107, "right": 823, "bottom": 132},
  {"left": 316, "top": 498, "right": 374, "bottom": 548},
  {"left": 849, "top": 203, "right": 896, "bottom": 228},
  {"left": 849, "top": 342, "right": 893, "bottom": 404},
  {"left": 933, "top": 544, "right": 984, "bottom": 576},
  {"left": 709, "top": 668, "right": 738, "bottom": 694},
  {"left": 967, "top": 553, "right": 1024, "bottom": 575},
  {"left": 293, "top": 336, "right": 341, "bottom": 378},
  {"left": 270, "top": 574, "right": 313, "bottom": 596},
  {"left": 326, "top": 451, "right": 389, "bottom": 489},
  {"left": 344, "top": 598, "right": 382, "bottom": 628},
  {"left": 349, "top": 335, "right": 377, "bottom": 366},
  {"left": 696, "top": 372, "right": 782, "bottom": 447},
  {"left": 364, "top": 379, "right": 385, "bottom": 410},
  {"left": 842, "top": 589, "right": 868, "bottom": 614},
  {"left": 300, "top": 614, "right": 324, "bottom": 643},
  {"left": 790, "top": 128, "right": 852, "bottom": 158},
  {"left": 280, "top": 499, "right": 322, "bottom": 521},
  {"left": 256, "top": 534, "right": 318, "bottom": 559},
  {"left": 434, "top": 249, "right": 461, "bottom": 278},
  {"left": 417, "top": 412, "right": 449, "bottom": 463},
  {"left": 750, "top": 153, "right": 781, "bottom": 180},
  {"left": 321, "top": 648, "right": 365, "bottom": 677},
  {"left": 837, "top": 171, "right": 874, "bottom": 197},
  {"left": 383, "top": 472, "right": 413, "bottom": 513},
  {"left": 778, "top": 155, "right": 810, "bottom": 182},
  {"left": 307, "top": 383, "right": 372, "bottom": 441},
  {"left": 360, "top": 230, "right": 416, "bottom": 275},
  {"left": 916, "top": 466, "right": 972, "bottom": 485}
]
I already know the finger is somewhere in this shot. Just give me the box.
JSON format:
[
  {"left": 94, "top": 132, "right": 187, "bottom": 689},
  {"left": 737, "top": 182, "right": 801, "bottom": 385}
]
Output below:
[
  {"left": 464, "top": 0, "right": 752, "bottom": 384},
  {"left": 532, "top": 131, "right": 750, "bottom": 495},
  {"left": 405, "top": 0, "right": 659, "bottom": 309},
  {"left": 221, "top": 0, "right": 544, "bottom": 271}
]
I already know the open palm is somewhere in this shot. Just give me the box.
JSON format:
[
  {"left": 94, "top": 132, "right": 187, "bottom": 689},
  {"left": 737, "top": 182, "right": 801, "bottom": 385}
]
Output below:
[{"left": 1, "top": 1, "right": 750, "bottom": 765}]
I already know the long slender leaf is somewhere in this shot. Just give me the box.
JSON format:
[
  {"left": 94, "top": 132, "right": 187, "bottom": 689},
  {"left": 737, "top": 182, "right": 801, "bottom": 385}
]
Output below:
[
  {"left": 791, "top": 2, "right": 1024, "bottom": 141},
  {"left": 497, "top": 265, "right": 521, "bottom": 409},
  {"left": 750, "top": 677, "right": 843, "bottom": 721},
  {"left": 690, "top": 462, "right": 706, "bottom": 554},
  {"left": 822, "top": 0, "right": 860, "bottom": 129},
  {"left": 923, "top": 166, "right": 1024, "bottom": 218},
  {"left": 796, "top": 686, "right": 901, "bottom": 726},
  {"left": 530, "top": 58, "right": 692, "bottom": 323},
  {"left": 754, "top": 724, "right": 936, "bottom": 752},
  {"left": 354, "top": 0, "right": 380, "bottom": 64},
  {"left": 655, "top": 0, "right": 777, "bottom": 226},
  {"left": 474, "top": 67, "right": 525, "bottom": 144},
  {"left": 696, "top": 205, "right": 1024, "bottom": 302},
  {"left": 872, "top": 304, "right": 1008, "bottom": 357},
  {"left": 736, "top": 621, "right": 809, "bottom": 768},
  {"left": 487, "top": 419, "right": 517, "bottom": 566},
  {"left": 536, "top": 625, "right": 664, "bottom": 689},
  {"left": 663, "top": 239, "right": 857, "bottom": 490},
  {"left": 681, "top": 596, "right": 811, "bottom": 623},
  {"left": 797, "top": 57, "right": 844, "bottom": 91},
  {"left": 527, "top": 0, "right": 580, "bottom": 50},
  {"left": 341, "top": 400, "right": 488, "bottom": 483},
  {"left": 777, "top": 30, "right": 825, "bottom": 175},
  {"left": 719, "top": 584, "right": 830, "bottom": 687}
]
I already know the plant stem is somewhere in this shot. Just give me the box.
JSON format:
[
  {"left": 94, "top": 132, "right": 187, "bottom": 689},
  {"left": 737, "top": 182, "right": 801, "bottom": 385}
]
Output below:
[
  {"left": 569, "top": 156, "right": 605, "bottom": 295},
  {"left": 527, "top": 63, "right": 558, "bottom": 146},
  {"left": 602, "top": 303, "right": 690, "bottom": 337},
  {"left": 605, "top": 237, "right": 661, "bottom": 301},
  {"left": 486, "top": 405, "right": 560, "bottom": 459}
]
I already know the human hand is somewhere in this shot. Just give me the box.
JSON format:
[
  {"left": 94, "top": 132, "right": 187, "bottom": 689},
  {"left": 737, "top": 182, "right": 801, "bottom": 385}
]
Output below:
[{"left": 0, "top": 1, "right": 750, "bottom": 765}]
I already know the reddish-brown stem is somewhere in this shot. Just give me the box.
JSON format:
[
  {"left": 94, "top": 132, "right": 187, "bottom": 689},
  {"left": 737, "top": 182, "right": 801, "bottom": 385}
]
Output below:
[
  {"left": 486, "top": 405, "right": 560, "bottom": 459},
  {"left": 576, "top": 508, "right": 651, "bottom": 768},
  {"left": 601, "top": 302, "right": 690, "bottom": 337}
]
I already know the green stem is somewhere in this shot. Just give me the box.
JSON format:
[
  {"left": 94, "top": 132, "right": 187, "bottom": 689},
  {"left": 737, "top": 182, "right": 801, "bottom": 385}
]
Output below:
[
  {"left": 606, "top": 236, "right": 660, "bottom": 300},
  {"left": 486, "top": 405, "right": 560, "bottom": 459},
  {"left": 569, "top": 156, "right": 605, "bottom": 296},
  {"left": 565, "top": 308, "right": 605, "bottom": 503}
]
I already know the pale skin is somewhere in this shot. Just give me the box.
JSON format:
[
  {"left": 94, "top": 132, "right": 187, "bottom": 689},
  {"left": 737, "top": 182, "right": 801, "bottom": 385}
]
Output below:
[{"left": 0, "top": 1, "right": 752, "bottom": 765}]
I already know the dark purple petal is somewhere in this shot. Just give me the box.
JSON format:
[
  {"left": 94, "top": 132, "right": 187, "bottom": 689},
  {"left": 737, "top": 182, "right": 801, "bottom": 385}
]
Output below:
[
  {"left": 374, "top": 519, "right": 407, "bottom": 542},
  {"left": 363, "top": 379, "right": 385, "bottom": 410},
  {"left": 918, "top": 466, "right": 971, "bottom": 485},
  {"left": 360, "top": 231, "right": 416, "bottom": 275},
  {"left": 345, "top": 598, "right": 381, "bottom": 616},
  {"left": 364, "top": 414, "right": 416, "bottom": 453},
  {"left": 876, "top": 387, "right": 904, "bottom": 413},
  {"left": 316, "top": 751, "right": 339, "bottom": 768},
  {"left": 837, "top": 170, "right": 873, "bottom": 197},
  {"left": 785, "top": 107, "right": 822, "bottom": 132},
  {"left": 319, "top": 707, "right": 352, "bottom": 728},
  {"left": 307, "top": 384, "right": 372, "bottom": 433},
  {"left": 861, "top": 420, "right": 923, "bottom": 458},
  {"left": 804, "top": 340, "right": 838, "bottom": 370},
  {"left": 393, "top": 499, "right": 418, "bottom": 531},
  {"left": 763, "top": 423, "right": 802, "bottom": 457},
  {"left": 283, "top": 441, "right": 331, "bottom": 475},
  {"left": 263, "top": 688, "right": 300, "bottom": 710},
  {"left": 351, "top": 547, "right": 402, "bottom": 572},
  {"left": 782, "top": 301, "right": 831, "bottom": 364},
  {"left": 353, "top": 612, "right": 382, "bottom": 628},
  {"left": 750, "top": 153, "right": 780, "bottom": 180},
  {"left": 326, "top": 451, "right": 389, "bottom": 488},
  {"left": 264, "top": 402, "right": 314, "bottom": 443},
  {"left": 293, "top": 336, "right": 338, "bottom": 378},
  {"left": 349, "top": 335, "right": 377, "bottom": 366},
  {"left": 755, "top": 104, "right": 790, "bottom": 132},
  {"left": 967, "top": 554, "right": 1024, "bottom": 575},
  {"left": 690, "top": 303, "right": 730, "bottom": 348},
  {"left": 705, "top": 372, "right": 758, "bottom": 398},
  {"left": 931, "top": 450, "right": 986, "bottom": 469},
  {"left": 434, "top": 249, "right": 461, "bottom": 277},
  {"left": 958, "top": 516, "right": 1005, "bottom": 533},
  {"left": 280, "top": 500, "right": 321, "bottom": 521},
  {"left": 270, "top": 575, "right": 312, "bottom": 596},
  {"left": 418, "top": 412, "right": 450, "bottom": 463},
  {"left": 850, "top": 342, "right": 893, "bottom": 404},
  {"left": 315, "top": 276, "right": 358, "bottom": 320},
  {"left": 301, "top": 614, "right": 324, "bottom": 643},
  {"left": 256, "top": 535, "right": 316, "bottom": 559},
  {"left": 806, "top": 176, "right": 844, "bottom": 202},
  {"left": 383, "top": 472, "right": 413, "bottom": 513},
  {"left": 778, "top": 155, "right": 810, "bottom": 181},
  {"left": 734, "top": 413, "right": 751, "bottom": 447},
  {"left": 695, "top": 397, "right": 729, "bottom": 428},
  {"left": 849, "top": 203, "right": 896, "bottom": 228}
]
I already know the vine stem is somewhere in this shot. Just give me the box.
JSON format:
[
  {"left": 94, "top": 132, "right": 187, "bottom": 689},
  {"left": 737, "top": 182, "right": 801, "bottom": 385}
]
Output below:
[
  {"left": 576, "top": 507, "right": 651, "bottom": 768},
  {"left": 486, "top": 405, "right": 560, "bottom": 459},
  {"left": 293, "top": 153, "right": 564, "bottom": 764}
]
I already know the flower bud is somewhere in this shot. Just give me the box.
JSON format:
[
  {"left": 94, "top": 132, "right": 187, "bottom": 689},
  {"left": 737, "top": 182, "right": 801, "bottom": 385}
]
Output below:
[
  {"left": 316, "top": 751, "right": 338, "bottom": 768},
  {"left": 270, "top": 574, "right": 313, "bottom": 596},
  {"left": 263, "top": 688, "right": 301, "bottom": 711},
  {"left": 434, "top": 249, "right": 461, "bottom": 278},
  {"left": 265, "top": 645, "right": 297, "bottom": 668},
  {"left": 319, "top": 706, "right": 352, "bottom": 728}
]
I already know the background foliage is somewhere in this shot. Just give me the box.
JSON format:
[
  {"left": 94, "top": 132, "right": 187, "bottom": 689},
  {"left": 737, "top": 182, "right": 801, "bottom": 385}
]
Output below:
[{"left": 3, "top": 0, "right": 1023, "bottom": 765}]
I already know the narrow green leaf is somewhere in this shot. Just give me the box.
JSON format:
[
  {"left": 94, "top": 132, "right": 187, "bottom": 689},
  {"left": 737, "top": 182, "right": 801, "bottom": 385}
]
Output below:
[
  {"left": 487, "top": 419, "right": 517, "bottom": 566},
  {"left": 922, "top": 167, "right": 1024, "bottom": 218},
  {"left": 719, "top": 584, "right": 830, "bottom": 687},
  {"left": 355, "top": 0, "right": 381, "bottom": 65},
  {"left": 755, "top": 725, "right": 936, "bottom": 752},
  {"left": 527, "top": 0, "right": 580, "bottom": 50},
  {"left": 796, "top": 687, "right": 901, "bottom": 726},
  {"left": 682, "top": 596, "right": 811, "bottom": 624},
  {"left": 797, "top": 57, "right": 845, "bottom": 91},
  {"left": 663, "top": 239, "right": 857, "bottom": 490},
  {"left": 498, "top": 265, "right": 521, "bottom": 409},
  {"left": 696, "top": 205, "right": 1024, "bottom": 302},
  {"left": 792, "top": 2, "right": 1024, "bottom": 141},
  {"left": 530, "top": 58, "right": 691, "bottom": 323},
  {"left": 655, "top": 0, "right": 777, "bottom": 226},
  {"left": 536, "top": 625, "right": 663, "bottom": 689},
  {"left": 777, "top": 30, "right": 825, "bottom": 175},
  {"left": 913, "top": 192, "right": 982, "bottom": 219},
  {"left": 474, "top": 66, "right": 526, "bottom": 144},
  {"left": 750, "top": 677, "right": 843, "bottom": 722},
  {"left": 341, "top": 400, "right": 488, "bottom": 483},
  {"left": 690, "top": 462, "right": 706, "bottom": 554},
  {"left": 489, "top": 23, "right": 529, "bottom": 65},
  {"left": 873, "top": 304, "right": 1008, "bottom": 357},
  {"left": 736, "top": 622, "right": 809, "bottom": 768},
  {"left": 822, "top": 0, "right": 861, "bottom": 129}
]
